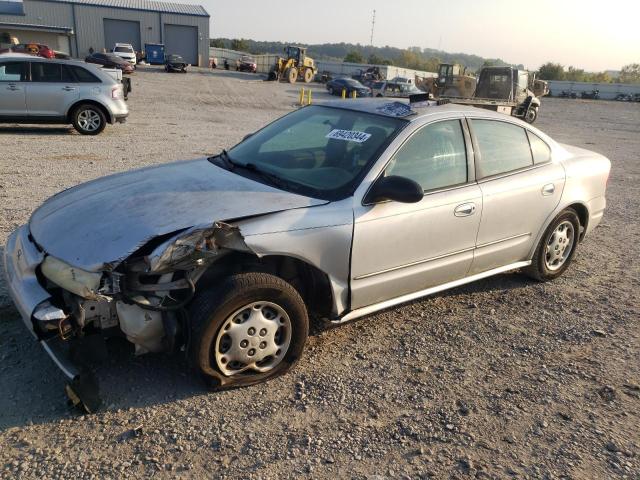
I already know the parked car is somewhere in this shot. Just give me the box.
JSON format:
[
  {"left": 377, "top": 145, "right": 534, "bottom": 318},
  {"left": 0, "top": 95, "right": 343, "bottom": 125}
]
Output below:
[
  {"left": 164, "top": 54, "right": 188, "bottom": 73},
  {"left": 85, "top": 52, "right": 134, "bottom": 74},
  {"left": 326, "top": 77, "right": 372, "bottom": 97},
  {"left": 112, "top": 43, "right": 136, "bottom": 65},
  {"left": 2, "top": 99, "right": 610, "bottom": 412},
  {"left": 236, "top": 55, "right": 257, "bottom": 73},
  {"left": 0, "top": 42, "right": 55, "bottom": 58},
  {"left": 0, "top": 53, "right": 128, "bottom": 134},
  {"left": 372, "top": 80, "right": 423, "bottom": 98},
  {"left": 580, "top": 90, "right": 599, "bottom": 100}
]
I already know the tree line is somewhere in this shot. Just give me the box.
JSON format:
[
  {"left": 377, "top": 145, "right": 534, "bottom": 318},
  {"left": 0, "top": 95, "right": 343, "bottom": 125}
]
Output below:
[
  {"left": 537, "top": 62, "right": 640, "bottom": 84},
  {"left": 210, "top": 38, "right": 521, "bottom": 72},
  {"left": 210, "top": 38, "right": 639, "bottom": 84}
]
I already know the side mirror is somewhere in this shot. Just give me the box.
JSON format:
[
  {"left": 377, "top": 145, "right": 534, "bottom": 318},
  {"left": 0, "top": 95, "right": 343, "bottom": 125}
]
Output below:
[
  {"left": 365, "top": 175, "right": 423, "bottom": 204},
  {"left": 242, "top": 132, "right": 253, "bottom": 141}
]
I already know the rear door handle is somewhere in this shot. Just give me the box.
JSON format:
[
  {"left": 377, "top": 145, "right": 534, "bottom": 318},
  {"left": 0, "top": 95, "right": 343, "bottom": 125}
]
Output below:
[
  {"left": 542, "top": 183, "right": 555, "bottom": 196},
  {"left": 62, "top": 86, "right": 77, "bottom": 91},
  {"left": 6, "top": 84, "right": 19, "bottom": 91},
  {"left": 454, "top": 202, "right": 476, "bottom": 217}
]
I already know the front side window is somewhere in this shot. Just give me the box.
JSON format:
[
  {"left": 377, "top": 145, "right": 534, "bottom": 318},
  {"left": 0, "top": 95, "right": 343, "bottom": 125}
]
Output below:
[
  {"left": 31, "top": 62, "right": 73, "bottom": 82},
  {"left": 472, "top": 120, "right": 533, "bottom": 178},
  {"left": 0, "top": 62, "right": 26, "bottom": 82},
  {"left": 385, "top": 120, "right": 468, "bottom": 192},
  {"left": 225, "top": 105, "right": 406, "bottom": 200}
]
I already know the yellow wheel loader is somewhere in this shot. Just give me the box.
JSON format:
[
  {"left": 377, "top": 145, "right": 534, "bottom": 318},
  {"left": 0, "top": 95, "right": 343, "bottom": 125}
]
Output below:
[{"left": 269, "top": 46, "right": 317, "bottom": 84}]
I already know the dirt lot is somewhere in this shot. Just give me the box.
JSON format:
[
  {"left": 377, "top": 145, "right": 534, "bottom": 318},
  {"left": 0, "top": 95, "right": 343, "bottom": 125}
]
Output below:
[{"left": 0, "top": 67, "right": 638, "bottom": 479}]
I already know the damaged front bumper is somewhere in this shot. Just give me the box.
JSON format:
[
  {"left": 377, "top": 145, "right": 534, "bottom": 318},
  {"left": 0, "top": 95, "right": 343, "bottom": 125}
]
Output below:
[{"left": 3, "top": 225, "right": 79, "bottom": 379}]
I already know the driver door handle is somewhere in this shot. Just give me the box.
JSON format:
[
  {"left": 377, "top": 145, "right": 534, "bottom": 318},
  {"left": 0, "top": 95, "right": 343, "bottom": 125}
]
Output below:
[
  {"left": 6, "top": 84, "right": 19, "bottom": 91},
  {"left": 454, "top": 202, "right": 476, "bottom": 217},
  {"left": 62, "top": 86, "right": 77, "bottom": 91}
]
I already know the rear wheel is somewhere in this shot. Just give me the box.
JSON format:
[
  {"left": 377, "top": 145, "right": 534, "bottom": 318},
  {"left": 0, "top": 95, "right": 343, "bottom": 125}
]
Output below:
[
  {"left": 328, "top": 86, "right": 334, "bottom": 95},
  {"left": 189, "top": 273, "right": 309, "bottom": 389},
  {"left": 525, "top": 209, "right": 580, "bottom": 281},
  {"left": 286, "top": 67, "right": 298, "bottom": 84},
  {"left": 72, "top": 103, "right": 106, "bottom": 135}
]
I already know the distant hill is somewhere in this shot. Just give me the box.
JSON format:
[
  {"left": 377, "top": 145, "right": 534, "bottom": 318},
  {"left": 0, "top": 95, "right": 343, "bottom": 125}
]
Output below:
[{"left": 211, "top": 38, "right": 524, "bottom": 72}]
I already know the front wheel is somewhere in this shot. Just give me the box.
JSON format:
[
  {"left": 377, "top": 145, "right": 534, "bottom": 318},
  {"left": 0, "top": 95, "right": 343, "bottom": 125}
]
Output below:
[
  {"left": 72, "top": 104, "right": 106, "bottom": 135},
  {"left": 524, "top": 106, "right": 538, "bottom": 123},
  {"left": 525, "top": 209, "right": 580, "bottom": 281},
  {"left": 189, "top": 273, "right": 309, "bottom": 389}
]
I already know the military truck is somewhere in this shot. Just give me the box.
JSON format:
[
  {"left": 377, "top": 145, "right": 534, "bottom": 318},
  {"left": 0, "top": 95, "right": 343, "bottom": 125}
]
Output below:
[{"left": 444, "top": 66, "right": 542, "bottom": 123}]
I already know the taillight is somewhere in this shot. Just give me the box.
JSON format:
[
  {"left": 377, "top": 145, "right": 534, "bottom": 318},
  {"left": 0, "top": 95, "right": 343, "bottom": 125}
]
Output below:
[{"left": 112, "top": 85, "right": 123, "bottom": 99}]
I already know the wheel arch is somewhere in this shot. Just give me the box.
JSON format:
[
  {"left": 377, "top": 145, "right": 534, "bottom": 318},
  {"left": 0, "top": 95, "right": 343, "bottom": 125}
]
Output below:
[
  {"left": 67, "top": 100, "right": 113, "bottom": 124},
  {"left": 528, "top": 201, "right": 590, "bottom": 259},
  {"left": 195, "top": 251, "right": 335, "bottom": 321}
]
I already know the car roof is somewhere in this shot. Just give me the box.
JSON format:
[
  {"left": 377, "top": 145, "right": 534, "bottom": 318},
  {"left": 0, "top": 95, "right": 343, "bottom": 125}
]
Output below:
[
  {"left": 317, "top": 98, "right": 521, "bottom": 123},
  {"left": 0, "top": 53, "right": 34, "bottom": 59}
]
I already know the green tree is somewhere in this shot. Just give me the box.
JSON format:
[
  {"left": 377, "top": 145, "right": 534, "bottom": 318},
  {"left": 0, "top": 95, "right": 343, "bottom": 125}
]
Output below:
[
  {"left": 537, "top": 62, "right": 565, "bottom": 80},
  {"left": 230, "top": 38, "right": 249, "bottom": 52},
  {"left": 344, "top": 50, "right": 364, "bottom": 63},
  {"left": 367, "top": 53, "right": 387, "bottom": 65},
  {"left": 565, "top": 66, "right": 586, "bottom": 82},
  {"left": 619, "top": 63, "right": 640, "bottom": 83},
  {"left": 210, "top": 38, "right": 225, "bottom": 48}
]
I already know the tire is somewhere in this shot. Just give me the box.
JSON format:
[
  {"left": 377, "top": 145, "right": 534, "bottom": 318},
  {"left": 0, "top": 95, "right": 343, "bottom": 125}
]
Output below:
[
  {"left": 328, "top": 86, "right": 334, "bottom": 95},
  {"left": 189, "top": 272, "right": 309, "bottom": 390},
  {"left": 524, "top": 209, "right": 580, "bottom": 281},
  {"left": 286, "top": 67, "right": 298, "bottom": 84},
  {"left": 524, "top": 106, "right": 538, "bottom": 124},
  {"left": 303, "top": 68, "right": 313, "bottom": 83},
  {"left": 72, "top": 103, "right": 107, "bottom": 135}
]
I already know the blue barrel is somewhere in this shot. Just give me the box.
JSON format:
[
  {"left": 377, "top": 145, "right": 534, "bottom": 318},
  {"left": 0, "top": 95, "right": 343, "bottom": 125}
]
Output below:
[{"left": 144, "top": 43, "right": 165, "bottom": 65}]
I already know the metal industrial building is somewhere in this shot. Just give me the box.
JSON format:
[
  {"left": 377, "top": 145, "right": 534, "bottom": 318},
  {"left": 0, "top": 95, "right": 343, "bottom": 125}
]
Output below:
[{"left": 0, "top": 0, "right": 209, "bottom": 65}]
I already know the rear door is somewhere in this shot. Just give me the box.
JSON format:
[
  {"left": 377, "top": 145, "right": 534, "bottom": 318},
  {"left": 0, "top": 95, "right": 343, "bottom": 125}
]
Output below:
[
  {"left": 0, "top": 61, "right": 28, "bottom": 117},
  {"left": 468, "top": 118, "right": 565, "bottom": 274},
  {"left": 26, "top": 62, "right": 79, "bottom": 118}
]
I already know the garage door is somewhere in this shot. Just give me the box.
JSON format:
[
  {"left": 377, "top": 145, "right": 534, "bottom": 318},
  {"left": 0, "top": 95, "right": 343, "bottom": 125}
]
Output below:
[
  {"left": 104, "top": 19, "right": 141, "bottom": 52},
  {"left": 164, "top": 24, "right": 198, "bottom": 65}
]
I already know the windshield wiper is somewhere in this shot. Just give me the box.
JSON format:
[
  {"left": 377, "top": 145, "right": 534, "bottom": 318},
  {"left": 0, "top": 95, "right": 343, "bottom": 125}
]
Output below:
[
  {"left": 208, "top": 149, "right": 236, "bottom": 170},
  {"left": 242, "top": 163, "right": 291, "bottom": 190}
]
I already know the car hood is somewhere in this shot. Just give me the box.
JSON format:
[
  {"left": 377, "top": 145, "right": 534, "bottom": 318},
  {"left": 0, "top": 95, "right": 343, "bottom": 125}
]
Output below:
[{"left": 29, "top": 158, "right": 326, "bottom": 271}]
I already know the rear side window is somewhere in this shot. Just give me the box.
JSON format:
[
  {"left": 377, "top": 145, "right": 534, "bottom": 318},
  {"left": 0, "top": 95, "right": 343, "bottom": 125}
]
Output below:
[
  {"left": 385, "top": 119, "right": 468, "bottom": 191},
  {"left": 71, "top": 66, "right": 101, "bottom": 83},
  {"left": 31, "top": 62, "right": 74, "bottom": 82},
  {"left": 527, "top": 131, "right": 551, "bottom": 164},
  {"left": 472, "top": 120, "right": 533, "bottom": 178},
  {"left": 0, "top": 62, "right": 26, "bottom": 81}
]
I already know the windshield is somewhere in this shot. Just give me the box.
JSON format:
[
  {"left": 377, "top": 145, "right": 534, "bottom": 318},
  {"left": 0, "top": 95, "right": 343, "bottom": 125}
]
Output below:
[
  {"left": 224, "top": 105, "right": 406, "bottom": 200},
  {"left": 114, "top": 47, "right": 133, "bottom": 53},
  {"left": 169, "top": 55, "right": 184, "bottom": 61}
]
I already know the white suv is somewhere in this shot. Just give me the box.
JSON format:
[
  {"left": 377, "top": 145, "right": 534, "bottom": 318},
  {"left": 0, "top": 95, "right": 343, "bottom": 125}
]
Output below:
[
  {"left": 0, "top": 54, "right": 128, "bottom": 134},
  {"left": 112, "top": 43, "right": 136, "bottom": 65}
]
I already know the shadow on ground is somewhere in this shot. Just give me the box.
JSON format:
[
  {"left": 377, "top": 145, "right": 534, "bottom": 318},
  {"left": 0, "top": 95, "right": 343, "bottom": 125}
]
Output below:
[{"left": 0, "top": 126, "right": 75, "bottom": 135}]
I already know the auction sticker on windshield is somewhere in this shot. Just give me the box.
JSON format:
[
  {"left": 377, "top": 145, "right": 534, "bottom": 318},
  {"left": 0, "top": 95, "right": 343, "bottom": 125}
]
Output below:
[{"left": 325, "top": 129, "right": 372, "bottom": 143}]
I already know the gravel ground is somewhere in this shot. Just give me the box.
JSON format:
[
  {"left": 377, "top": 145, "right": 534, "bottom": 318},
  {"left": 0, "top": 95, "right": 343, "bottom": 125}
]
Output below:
[{"left": 0, "top": 67, "right": 638, "bottom": 479}]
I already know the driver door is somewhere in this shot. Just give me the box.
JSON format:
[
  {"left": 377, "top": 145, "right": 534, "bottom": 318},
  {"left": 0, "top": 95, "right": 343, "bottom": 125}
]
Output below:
[{"left": 350, "top": 119, "right": 482, "bottom": 309}]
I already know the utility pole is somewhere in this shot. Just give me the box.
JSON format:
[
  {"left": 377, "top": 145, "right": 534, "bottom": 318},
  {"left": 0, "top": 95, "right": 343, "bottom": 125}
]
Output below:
[{"left": 370, "top": 9, "right": 376, "bottom": 46}]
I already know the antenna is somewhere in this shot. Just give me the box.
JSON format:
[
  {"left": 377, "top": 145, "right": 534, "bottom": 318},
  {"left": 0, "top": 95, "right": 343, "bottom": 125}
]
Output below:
[{"left": 370, "top": 9, "right": 376, "bottom": 46}]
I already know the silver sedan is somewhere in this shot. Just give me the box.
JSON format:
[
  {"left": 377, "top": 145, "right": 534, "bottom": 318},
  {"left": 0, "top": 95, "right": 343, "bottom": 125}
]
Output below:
[{"left": 3, "top": 99, "right": 610, "bottom": 411}]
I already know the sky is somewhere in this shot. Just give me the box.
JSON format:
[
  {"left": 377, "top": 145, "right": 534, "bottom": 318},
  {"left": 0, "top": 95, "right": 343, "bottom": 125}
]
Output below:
[{"left": 199, "top": 0, "right": 639, "bottom": 72}]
